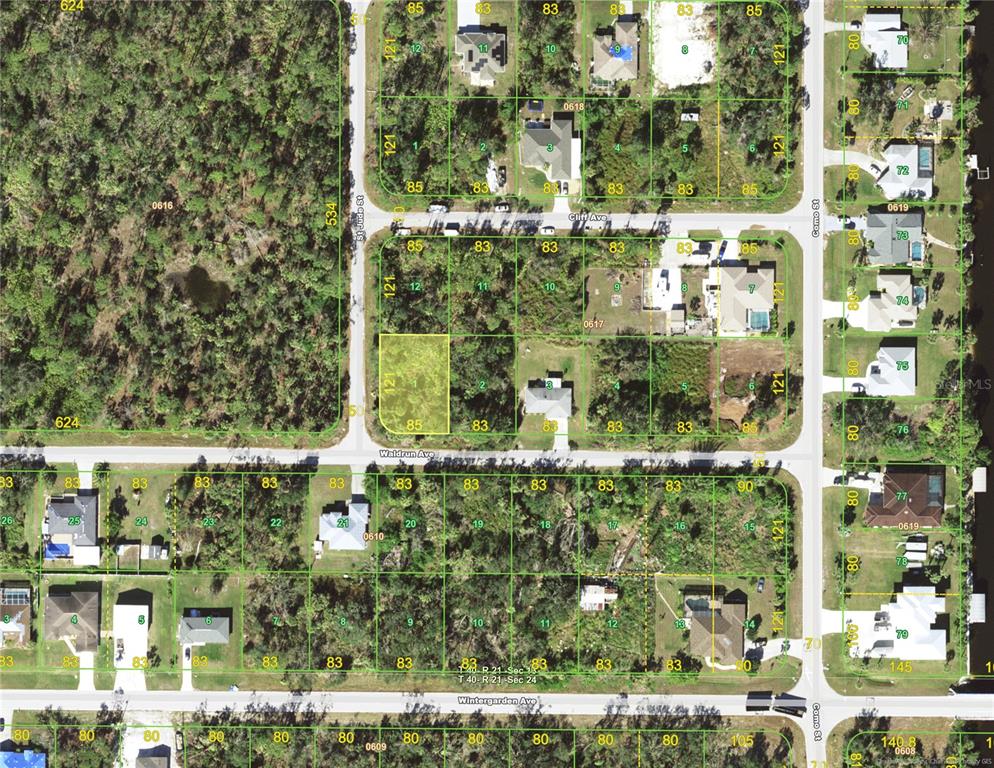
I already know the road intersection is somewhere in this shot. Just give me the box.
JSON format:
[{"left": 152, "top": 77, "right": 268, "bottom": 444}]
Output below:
[{"left": 2, "top": 1, "right": 990, "bottom": 760}]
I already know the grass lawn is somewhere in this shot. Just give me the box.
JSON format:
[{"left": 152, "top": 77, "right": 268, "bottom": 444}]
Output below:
[
  {"left": 824, "top": 232, "right": 853, "bottom": 300},
  {"left": 823, "top": 488, "right": 848, "bottom": 611},
  {"left": 173, "top": 572, "right": 243, "bottom": 676},
  {"left": 823, "top": 631, "right": 962, "bottom": 696},
  {"left": 924, "top": 206, "right": 962, "bottom": 251},
  {"left": 103, "top": 468, "right": 175, "bottom": 572},
  {"left": 516, "top": 337, "right": 586, "bottom": 445},
  {"left": 824, "top": 165, "right": 877, "bottom": 215},
  {"left": 842, "top": 527, "right": 960, "bottom": 609},
  {"left": 583, "top": 265, "right": 652, "bottom": 336},
  {"left": 823, "top": 322, "right": 847, "bottom": 378}
]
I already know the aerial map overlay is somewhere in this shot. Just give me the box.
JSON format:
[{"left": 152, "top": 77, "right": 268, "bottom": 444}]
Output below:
[{"left": 0, "top": 0, "right": 992, "bottom": 766}]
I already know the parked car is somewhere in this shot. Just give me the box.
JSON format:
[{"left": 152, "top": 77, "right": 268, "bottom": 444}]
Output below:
[
  {"left": 540, "top": 225, "right": 556, "bottom": 235},
  {"left": 757, "top": 577, "right": 766, "bottom": 593}
]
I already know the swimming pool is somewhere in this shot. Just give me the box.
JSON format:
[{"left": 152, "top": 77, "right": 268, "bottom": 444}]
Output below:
[{"left": 749, "top": 311, "right": 771, "bottom": 331}]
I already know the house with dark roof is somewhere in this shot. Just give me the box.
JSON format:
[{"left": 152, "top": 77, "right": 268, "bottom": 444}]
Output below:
[
  {"left": 135, "top": 745, "right": 171, "bottom": 768},
  {"left": 44, "top": 584, "right": 101, "bottom": 653},
  {"left": 864, "top": 466, "right": 945, "bottom": 528}
]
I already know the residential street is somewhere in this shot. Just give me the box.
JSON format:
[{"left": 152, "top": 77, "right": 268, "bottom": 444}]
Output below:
[{"left": 2, "top": 0, "right": 990, "bottom": 759}]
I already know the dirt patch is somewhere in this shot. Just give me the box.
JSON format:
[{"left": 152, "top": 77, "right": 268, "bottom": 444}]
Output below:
[{"left": 718, "top": 341, "right": 787, "bottom": 428}]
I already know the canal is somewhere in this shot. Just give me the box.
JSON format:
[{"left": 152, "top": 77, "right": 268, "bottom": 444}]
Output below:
[{"left": 964, "top": 0, "right": 994, "bottom": 688}]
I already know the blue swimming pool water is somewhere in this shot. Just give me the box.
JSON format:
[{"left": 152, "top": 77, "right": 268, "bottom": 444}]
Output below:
[
  {"left": 750, "top": 311, "right": 770, "bottom": 331},
  {"left": 611, "top": 44, "right": 634, "bottom": 61}
]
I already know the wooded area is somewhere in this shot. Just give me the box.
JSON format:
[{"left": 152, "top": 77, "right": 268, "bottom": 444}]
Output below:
[{"left": 1, "top": 1, "right": 345, "bottom": 434}]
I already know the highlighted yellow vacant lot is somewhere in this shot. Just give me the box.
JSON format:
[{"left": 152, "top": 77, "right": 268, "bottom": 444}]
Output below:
[{"left": 379, "top": 333, "right": 450, "bottom": 434}]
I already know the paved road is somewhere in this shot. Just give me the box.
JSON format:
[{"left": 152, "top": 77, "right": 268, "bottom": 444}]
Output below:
[{"left": 3, "top": 0, "right": 990, "bottom": 759}]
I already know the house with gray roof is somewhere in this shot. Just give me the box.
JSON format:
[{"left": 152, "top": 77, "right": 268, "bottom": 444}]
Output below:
[
  {"left": 134, "top": 745, "right": 171, "bottom": 768},
  {"left": 135, "top": 755, "right": 169, "bottom": 768},
  {"left": 178, "top": 613, "right": 230, "bottom": 646},
  {"left": 520, "top": 115, "right": 581, "bottom": 185},
  {"left": 454, "top": 26, "right": 507, "bottom": 87},
  {"left": 44, "top": 490, "right": 100, "bottom": 565},
  {"left": 523, "top": 372, "right": 573, "bottom": 451},
  {"left": 876, "top": 142, "right": 934, "bottom": 200},
  {"left": 44, "top": 584, "right": 100, "bottom": 653},
  {"left": 523, "top": 373, "right": 573, "bottom": 421},
  {"left": 591, "top": 17, "right": 640, "bottom": 87},
  {"left": 864, "top": 209, "right": 925, "bottom": 265}
]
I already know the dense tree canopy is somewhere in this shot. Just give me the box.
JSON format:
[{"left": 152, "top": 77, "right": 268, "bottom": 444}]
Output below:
[{"left": 1, "top": 1, "right": 345, "bottom": 433}]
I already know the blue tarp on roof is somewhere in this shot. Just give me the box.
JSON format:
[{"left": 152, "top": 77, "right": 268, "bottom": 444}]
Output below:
[
  {"left": 44, "top": 543, "right": 70, "bottom": 559},
  {"left": 0, "top": 751, "right": 48, "bottom": 768},
  {"left": 610, "top": 44, "right": 634, "bottom": 61}
]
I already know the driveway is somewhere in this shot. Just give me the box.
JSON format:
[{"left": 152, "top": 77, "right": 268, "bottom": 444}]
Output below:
[
  {"left": 77, "top": 650, "right": 95, "bottom": 691},
  {"left": 824, "top": 149, "right": 880, "bottom": 176},
  {"left": 180, "top": 645, "right": 194, "bottom": 692}
]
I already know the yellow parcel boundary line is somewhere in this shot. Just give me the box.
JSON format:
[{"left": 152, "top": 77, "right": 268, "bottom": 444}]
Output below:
[{"left": 378, "top": 333, "right": 451, "bottom": 435}]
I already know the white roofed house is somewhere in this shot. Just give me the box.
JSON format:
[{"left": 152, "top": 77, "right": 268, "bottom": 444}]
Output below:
[
  {"left": 707, "top": 262, "right": 777, "bottom": 336},
  {"left": 112, "top": 589, "right": 152, "bottom": 691},
  {"left": 522, "top": 372, "right": 573, "bottom": 451},
  {"left": 316, "top": 496, "right": 371, "bottom": 553},
  {"left": 580, "top": 582, "right": 619, "bottom": 612},
  {"left": 876, "top": 143, "right": 934, "bottom": 200},
  {"left": 860, "top": 12, "right": 910, "bottom": 70},
  {"left": 844, "top": 585, "right": 948, "bottom": 660},
  {"left": 850, "top": 341, "right": 917, "bottom": 397},
  {"left": 857, "top": 272, "right": 924, "bottom": 332}
]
